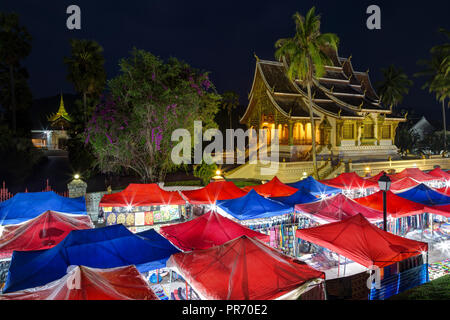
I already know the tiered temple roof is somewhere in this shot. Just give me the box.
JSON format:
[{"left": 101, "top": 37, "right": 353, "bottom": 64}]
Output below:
[{"left": 47, "top": 94, "right": 72, "bottom": 129}]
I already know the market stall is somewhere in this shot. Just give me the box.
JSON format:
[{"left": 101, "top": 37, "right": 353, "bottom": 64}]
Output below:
[
  {"left": 0, "top": 265, "right": 157, "bottom": 300},
  {"left": 2, "top": 224, "right": 180, "bottom": 293},
  {"left": 0, "top": 210, "right": 93, "bottom": 260},
  {"left": 166, "top": 235, "right": 326, "bottom": 300},
  {"left": 242, "top": 176, "right": 298, "bottom": 198},
  {"left": 296, "top": 214, "right": 429, "bottom": 300},
  {"left": 390, "top": 168, "right": 443, "bottom": 188},
  {"left": 287, "top": 176, "right": 341, "bottom": 198},
  {"left": 159, "top": 210, "right": 269, "bottom": 251},
  {"left": 389, "top": 177, "right": 420, "bottom": 193},
  {"left": 320, "top": 172, "right": 379, "bottom": 198},
  {"left": 269, "top": 189, "right": 318, "bottom": 209},
  {"left": 426, "top": 167, "right": 450, "bottom": 183},
  {"left": 99, "top": 183, "right": 186, "bottom": 232},
  {"left": 397, "top": 183, "right": 450, "bottom": 206},
  {"left": 0, "top": 191, "right": 87, "bottom": 226}
]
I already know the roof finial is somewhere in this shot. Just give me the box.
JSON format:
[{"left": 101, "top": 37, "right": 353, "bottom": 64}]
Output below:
[
  {"left": 359, "top": 101, "right": 364, "bottom": 109},
  {"left": 253, "top": 52, "right": 260, "bottom": 62},
  {"left": 348, "top": 54, "right": 352, "bottom": 61},
  {"left": 330, "top": 85, "right": 334, "bottom": 93},
  {"left": 404, "top": 112, "right": 408, "bottom": 119},
  {"left": 338, "top": 109, "right": 342, "bottom": 118},
  {"left": 366, "top": 68, "right": 370, "bottom": 73}
]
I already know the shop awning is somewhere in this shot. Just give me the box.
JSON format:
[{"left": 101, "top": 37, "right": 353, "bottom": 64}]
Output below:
[
  {"left": 354, "top": 190, "right": 426, "bottom": 218},
  {"left": 159, "top": 211, "right": 269, "bottom": 251},
  {"left": 0, "top": 265, "right": 157, "bottom": 300},
  {"left": 2, "top": 225, "right": 180, "bottom": 293},
  {"left": 270, "top": 189, "right": 318, "bottom": 209},
  {"left": 294, "top": 193, "right": 383, "bottom": 224},
  {"left": 320, "top": 172, "right": 379, "bottom": 190},
  {"left": 217, "top": 189, "right": 292, "bottom": 221},
  {"left": 0, "top": 211, "right": 93, "bottom": 259},
  {"left": 296, "top": 214, "right": 428, "bottom": 268},
  {"left": 242, "top": 177, "right": 297, "bottom": 197},
  {"left": 180, "top": 181, "right": 247, "bottom": 205},
  {"left": 99, "top": 183, "right": 185, "bottom": 207},
  {"left": 0, "top": 192, "right": 87, "bottom": 226},
  {"left": 396, "top": 183, "right": 450, "bottom": 205},
  {"left": 390, "top": 168, "right": 439, "bottom": 183},
  {"left": 166, "top": 236, "right": 325, "bottom": 300},
  {"left": 287, "top": 176, "right": 341, "bottom": 197}
]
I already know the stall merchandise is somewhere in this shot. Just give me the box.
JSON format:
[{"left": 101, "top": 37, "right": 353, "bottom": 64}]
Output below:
[
  {"left": 0, "top": 192, "right": 87, "bottom": 226},
  {"left": 294, "top": 194, "right": 383, "bottom": 224},
  {"left": 0, "top": 211, "right": 93, "bottom": 259},
  {"left": 242, "top": 177, "right": 297, "bottom": 197},
  {"left": 166, "top": 236, "right": 325, "bottom": 300},
  {"left": 158, "top": 211, "right": 269, "bottom": 251},
  {"left": 0, "top": 265, "right": 157, "bottom": 300},
  {"left": 99, "top": 184, "right": 186, "bottom": 228},
  {"left": 287, "top": 176, "right": 341, "bottom": 197},
  {"left": 397, "top": 184, "right": 450, "bottom": 206},
  {"left": 180, "top": 181, "right": 247, "bottom": 205},
  {"left": 428, "top": 259, "right": 450, "bottom": 280},
  {"left": 2, "top": 224, "right": 180, "bottom": 293},
  {"left": 296, "top": 214, "right": 428, "bottom": 268},
  {"left": 217, "top": 189, "right": 292, "bottom": 221}
]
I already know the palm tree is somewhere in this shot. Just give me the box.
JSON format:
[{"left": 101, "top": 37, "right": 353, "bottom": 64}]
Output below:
[
  {"left": 376, "top": 65, "right": 413, "bottom": 110},
  {"left": 275, "top": 7, "right": 339, "bottom": 179},
  {"left": 415, "top": 28, "right": 450, "bottom": 153},
  {"left": 221, "top": 91, "right": 239, "bottom": 129},
  {"left": 0, "top": 13, "right": 32, "bottom": 133},
  {"left": 64, "top": 39, "right": 106, "bottom": 125}
]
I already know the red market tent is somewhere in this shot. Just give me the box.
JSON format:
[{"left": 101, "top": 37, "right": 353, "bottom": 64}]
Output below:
[
  {"left": 354, "top": 190, "right": 426, "bottom": 218},
  {"left": 436, "top": 186, "right": 450, "bottom": 196},
  {"left": 320, "top": 172, "right": 379, "bottom": 190},
  {"left": 390, "top": 168, "right": 438, "bottom": 183},
  {"left": 0, "top": 211, "right": 93, "bottom": 259},
  {"left": 428, "top": 167, "right": 450, "bottom": 180},
  {"left": 294, "top": 194, "right": 383, "bottom": 224},
  {"left": 0, "top": 265, "right": 157, "bottom": 300},
  {"left": 159, "top": 211, "right": 269, "bottom": 251},
  {"left": 166, "top": 236, "right": 325, "bottom": 300},
  {"left": 296, "top": 214, "right": 428, "bottom": 268},
  {"left": 242, "top": 177, "right": 297, "bottom": 197},
  {"left": 390, "top": 177, "right": 420, "bottom": 193},
  {"left": 180, "top": 181, "right": 247, "bottom": 205},
  {"left": 99, "top": 183, "right": 185, "bottom": 207},
  {"left": 423, "top": 204, "right": 450, "bottom": 218}
]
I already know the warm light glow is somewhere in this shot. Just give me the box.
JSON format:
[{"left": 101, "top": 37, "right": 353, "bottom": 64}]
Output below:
[
  {"left": 74, "top": 174, "right": 80, "bottom": 180},
  {"left": 303, "top": 172, "right": 307, "bottom": 176},
  {"left": 216, "top": 170, "right": 221, "bottom": 176},
  {"left": 126, "top": 205, "right": 133, "bottom": 212},
  {"left": 413, "top": 163, "right": 417, "bottom": 167},
  {"left": 365, "top": 167, "right": 370, "bottom": 171}
]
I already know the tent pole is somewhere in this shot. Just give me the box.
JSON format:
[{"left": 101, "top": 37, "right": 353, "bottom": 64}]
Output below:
[
  {"left": 344, "top": 257, "right": 347, "bottom": 276},
  {"left": 157, "top": 269, "right": 159, "bottom": 284},
  {"left": 338, "top": 254, "right": 340, "bottom": 277},
  {"left": 186, "top": 281, "right": 189, "bottom": 300}
]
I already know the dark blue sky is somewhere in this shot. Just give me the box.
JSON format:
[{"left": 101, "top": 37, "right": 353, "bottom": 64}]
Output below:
[{"left": 1, "top": 0, "right": 449, "bottom": 120}]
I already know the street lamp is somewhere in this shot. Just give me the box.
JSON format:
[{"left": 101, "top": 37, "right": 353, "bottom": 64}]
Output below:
[{"left": 378, "top": 172, "right": 391, "bottom": 231}]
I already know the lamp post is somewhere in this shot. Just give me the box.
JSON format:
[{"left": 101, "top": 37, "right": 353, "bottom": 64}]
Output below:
[{"left": 378, "top": 172, "right": 391, "bottom": 231}]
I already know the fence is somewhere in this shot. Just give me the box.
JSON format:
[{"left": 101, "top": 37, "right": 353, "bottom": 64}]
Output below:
[{"left": 0, "top": 180, "right": 68, "bottom": 202}]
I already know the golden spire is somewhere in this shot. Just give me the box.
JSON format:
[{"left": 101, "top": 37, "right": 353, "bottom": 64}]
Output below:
[{"left": 48, "top": 93, "right": 73, "bottom": 123}]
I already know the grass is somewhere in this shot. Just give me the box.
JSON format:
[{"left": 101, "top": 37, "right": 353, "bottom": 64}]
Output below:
[
  {"left": 389, "top": 275, "right": 450, "bottom": 300},
  {"left": 229, "top": 180, "right": 261, "bottom": 188},
  {"left": 163, "top": 180, "right": 203, "bottom": 187}
]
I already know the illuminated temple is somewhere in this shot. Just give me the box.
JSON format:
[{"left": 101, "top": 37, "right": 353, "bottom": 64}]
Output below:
[{"left": 240, "top": 49, "right": 406, "bottom": 161}]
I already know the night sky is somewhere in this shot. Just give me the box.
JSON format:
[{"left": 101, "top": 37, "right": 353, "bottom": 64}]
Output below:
[{"left": 1, "top": 0, "right": 449, "bottom": 121}]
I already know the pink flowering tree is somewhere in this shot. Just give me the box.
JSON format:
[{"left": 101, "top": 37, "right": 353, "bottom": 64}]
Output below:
[{"left": 86, "top": 49, "right": 221, "bottom": 182}]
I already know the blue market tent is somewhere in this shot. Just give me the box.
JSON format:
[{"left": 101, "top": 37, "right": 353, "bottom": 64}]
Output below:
[
  {"left": 396, "top": 183, "right": 450, "bottom": 206},
  {"left": 2, "top": 224, "right": 180, "bottom": 293},
  {"left": 288, "top": 176, "right": 341, "bottom": 197},
  {"left": 217, "top": 189, "right": 292, "bottom": 221},
  {"left": 0, "top": 192, "right": 87, "bottom": 226},
  {"left": 270, "top": 189, "right": 318, "bottom": 209}
]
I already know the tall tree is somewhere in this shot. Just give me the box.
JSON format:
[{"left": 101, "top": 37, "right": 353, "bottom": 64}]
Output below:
[
  {"left": 221, "top": 91, "right": 239, "bottom": 129},
  {"left": 415, "top": 28, "right": 450, "bottom": 153},
  {"left": 376, "top": 65, "right": 413, "bottom": 110},
  {"left": 275, "top": 7, "right": 339, "bottom": 179},
  {"left": 64, "top": 39, "right": 106, "bottom": 125},
  {"left": 0, "top": 13, "right": 32, "bottom": 133}
]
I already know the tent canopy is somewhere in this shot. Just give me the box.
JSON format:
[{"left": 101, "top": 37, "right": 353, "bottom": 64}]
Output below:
[
  {"left": 3, "top": 225, "right": 180, "bottom": 293},
  {"left": 99, "top": 183, "right": 185, "bottom": 207},
  {"left": 180, "top": 181, "right": 247, "bottom": 205},
  {"left": 0, "top": 265, "right": 157, "bottom": 300},
  {"left": 242, "top": 177, "right": 297, "bottom": 197},
  {"left": 0, "top": 211, "right": 93, "bottom": 259},
  {"left": 167, "top": 236, "right": 325, "bottom": 300},
  {"left": 0, "top": 192, "right": 87, "bottom": 226},
  {"left": 217, "top": 189, "right": 292, "bottom": 221},
  {"left": 320, "top": 172, "right": 378, "bottom": 190},
  {"left": 397, "top": 183, "right": 450, "bottom": 206},
  {"left": 296, "top": 214, "right": 428, "bottom": 268},
  {"left": 390, "top": 168, "right": 438, "bottom": 182},
  {"left": 428, "top": 167, "right": 450, "bottom": 180},
  {"left": 159, "top": 211, "right": 269, "bottom": 251},
  {"left": 288, "top": 176, "right": 341, "bottom": 197},
  {"left": 354, "top": 190, "right": 426, "bottom": 218},
  {"left": 269, "top": 189, "right": 318, "bottom": 209},
  {"left": 436, "top": 186, "right": 450, "bottom": 196},
  {"left": 424, "top": 204, "right": 450, "bottom": 218},
  {"left": 389, "top": 177, "right": 420, "bottom": 193},
  {"left": 294, "top": 193, "right": 383, "bottom": 224}
]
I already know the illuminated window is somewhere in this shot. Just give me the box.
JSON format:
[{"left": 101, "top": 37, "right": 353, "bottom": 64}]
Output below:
[
  {"left": 381, "top": 125, "right": 391, "bottom": 139},
  {"left": 343, "top": 123, "right": 354, "bottom": 139},
  {"left": 364, "top": 124, "right": 375, "bottom": 138}
]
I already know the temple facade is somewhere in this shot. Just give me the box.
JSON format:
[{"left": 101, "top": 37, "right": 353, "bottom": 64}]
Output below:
[{"left": 240, "top": 49, "right": 406, "bottom": 161}]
